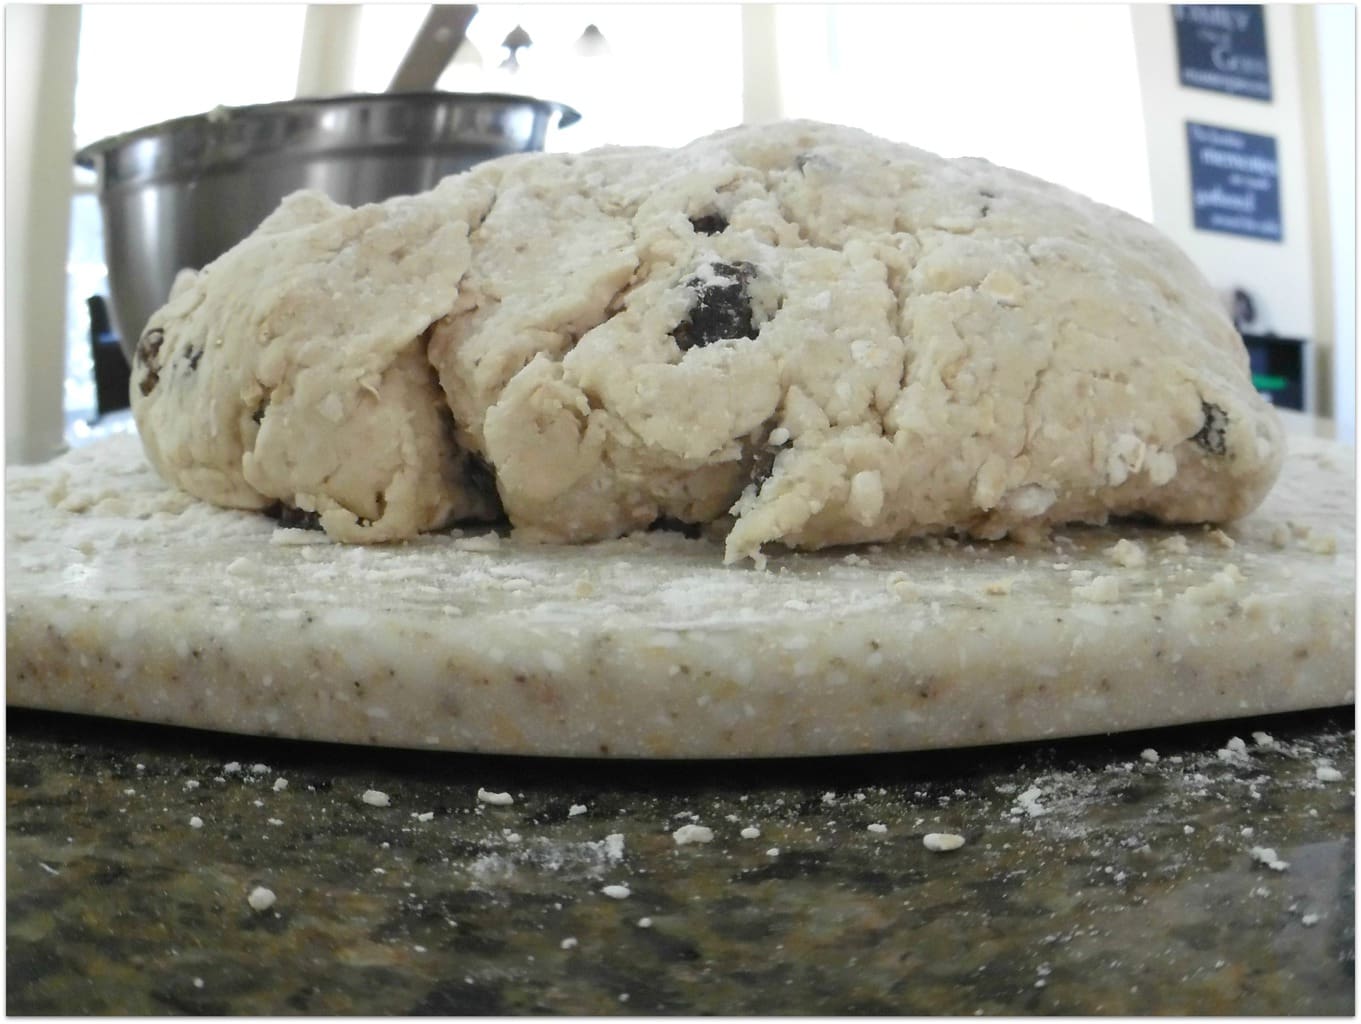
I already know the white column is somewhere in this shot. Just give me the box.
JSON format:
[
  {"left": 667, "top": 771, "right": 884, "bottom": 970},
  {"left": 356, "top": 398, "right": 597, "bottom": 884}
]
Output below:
[
  {"left": 5, "top": 4, "right": 81, "bottom": 464},
  {"left": 742, "top": 4, "right": 782, "bottom": 125},
  {"left": 1313, "top": 4, "right": 1356, "bottom": 441},
  {"left": 295, "top": 4, "right": 362, "bottom": 98}
]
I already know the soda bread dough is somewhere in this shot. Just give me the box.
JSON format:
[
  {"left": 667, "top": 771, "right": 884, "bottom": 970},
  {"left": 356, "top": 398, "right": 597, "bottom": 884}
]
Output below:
[
  {"left": 128, "top": 121, "right": 1283, "bottom": 564},
  {"left": 5, "top": 431, "right": 1352, "bottom": 756}
]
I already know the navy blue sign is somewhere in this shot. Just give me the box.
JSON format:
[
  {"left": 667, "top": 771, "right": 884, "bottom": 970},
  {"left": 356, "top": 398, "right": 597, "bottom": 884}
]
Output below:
[
  {"left": 1186, "top": 122, "right": 1281, "bottom": 242},
  {"left": 1173, "top": 5, "right": 1272, "bottom": 101}
]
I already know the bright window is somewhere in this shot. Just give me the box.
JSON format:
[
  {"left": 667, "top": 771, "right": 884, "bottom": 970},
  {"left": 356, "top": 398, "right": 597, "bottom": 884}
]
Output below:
[
  {"left": 65, "top": 5, "right": 308, "bottom": 439},
  {"left": 73, "top": 4, "right": 307, "bottom": 148},
  {"left": 775, "top": 4, "right": 1154, "bottom": 221},
  {"left": 352, "top": 4, "right": 745, "bottom": 152}
]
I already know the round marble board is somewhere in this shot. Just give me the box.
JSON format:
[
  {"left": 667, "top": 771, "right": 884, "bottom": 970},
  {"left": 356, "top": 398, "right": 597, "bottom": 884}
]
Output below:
[{"left": 6, "top": 433, "right": 1353, "bottom": 758}]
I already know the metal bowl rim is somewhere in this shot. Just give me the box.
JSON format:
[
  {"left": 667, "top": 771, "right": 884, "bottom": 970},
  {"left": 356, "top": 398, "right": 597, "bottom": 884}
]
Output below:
[{"left": 74, "top": 90, "right": 581, "bottom": 169}]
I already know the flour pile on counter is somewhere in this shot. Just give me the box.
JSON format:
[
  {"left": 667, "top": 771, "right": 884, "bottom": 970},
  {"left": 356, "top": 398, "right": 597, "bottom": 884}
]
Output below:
[{"left": 128, "top": 119, "right": 1283, "bottom": 566}]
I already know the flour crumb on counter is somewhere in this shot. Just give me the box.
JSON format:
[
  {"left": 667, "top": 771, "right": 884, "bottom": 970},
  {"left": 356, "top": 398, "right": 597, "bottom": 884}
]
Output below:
[
  {"left": 887, "top": 575, "right": 920, "bottom": 602},
  {"left": 1207, "top": 528, "right": 1236, "bottom": 549},
  {"left": 1315, "top": 765, "right": 1344, "bottom": 783},
  {"left": 415, "top": 811, "right": 435, "bottom": 822},
  {"left": 568, "top": 803, "right": 588, "bottom": 817},
  {"left": 1252, "top": 731, "right": 1276, "bottom": 747},
  {"left": 189, "top": 815, "right": 204, "bottom": 829},
  {"left": 560, "top": 937, "right": 578, "bottom": 950},
  {"left": 636, "top": 917, "right": 653, "bottom": 928},
  {"left": 223, "top": 762, "right": 242, "bottom": 775},
  {"left": 247, "top": 886, "right": 277, "bottom": 911},
  {"left": 740, "top": 826, "right": 762, "bottom": 840},
  {"left": 766, "top": 847, "right": 780, "bottom": 857},
  {"left": 1073, "top": 575, "right": 1120, "bottom": 603},
  {"left": 1299, "top": 528, "right": 1338, "bottom": 555},
  {"left": 250, "top": 763, "right": 271, "bottom": 775},
  {"left": 1140, "top": 749, "right": 1160, "bottom": 764},
  {"left": 184, "top": 780, "right": 200, "bottom": 790},
  {"left": 361, "top": 789, "right": 391, "bottom": 807},
  {"left": 1249, "top": 846, "right": 1289, "bottom": 872},
  {"left": 1301, "top": 913, "right": 1321, "bottom": 927},
  {"left": 672, "top": 824, "right": 715, "bottom": 845},
  {"left": 272, "top": 777, "right": 288, "bottom": 792},
  {"left": 923, "top": 833, "right": 966, "bottom": 852},
  {"left": 1181, "top": 565, "right": 1245, "bottom": 605},
  {"left": 1105, "top": 539, "right": 1147, "bottom": 569},
  {"left": 478, "top": 788, "right": 514, "bottom": 806},
  {"left": 867, "top": 823, "right": 889, "bottom": 834},
  {"left": 1156, "top": 534, "right": 1190, "bottom": 555},
  {"left": 601, "top": 884, "right": 631, "bottom": 899}
]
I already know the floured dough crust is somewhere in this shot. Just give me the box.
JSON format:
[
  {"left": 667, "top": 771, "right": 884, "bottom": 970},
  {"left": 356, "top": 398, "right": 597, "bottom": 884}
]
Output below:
[{"left": 130, "top": 120, "right": 1284, "bottom": 563}]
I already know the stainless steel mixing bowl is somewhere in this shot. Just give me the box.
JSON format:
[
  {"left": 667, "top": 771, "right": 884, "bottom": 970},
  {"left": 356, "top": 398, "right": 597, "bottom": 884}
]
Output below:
[{"left": 75, "top": 91, "right": 580, "bottom": 362}]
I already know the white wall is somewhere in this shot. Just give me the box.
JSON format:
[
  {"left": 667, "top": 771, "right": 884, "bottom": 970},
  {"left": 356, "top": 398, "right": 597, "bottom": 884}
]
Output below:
[
  {"left": 1131, "top": 4, "right": 1330, "bottom": 413},
  {"left": 6, "top": 5, "right": 80, "bottom": 465},
  {"left": 771, "top": 4, "right": 1155, "bottom": 221},
  {"left": 1313, "top": 4, "right": 1356, "bottom": 442}
]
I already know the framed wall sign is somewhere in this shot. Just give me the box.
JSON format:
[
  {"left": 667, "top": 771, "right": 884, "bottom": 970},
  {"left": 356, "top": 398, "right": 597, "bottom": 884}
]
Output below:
[
  {"left": 1186, "top": 122, "right": 1281, "bottom": 242},
  {"left": 1173, "top": 5, "right": 1272, "bottom": 101}
]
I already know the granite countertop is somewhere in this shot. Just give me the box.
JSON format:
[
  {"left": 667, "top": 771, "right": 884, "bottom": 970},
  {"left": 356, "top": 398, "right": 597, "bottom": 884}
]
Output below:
[{"left": 7, "top": 706, "right": 1353, "bottom": 1015}]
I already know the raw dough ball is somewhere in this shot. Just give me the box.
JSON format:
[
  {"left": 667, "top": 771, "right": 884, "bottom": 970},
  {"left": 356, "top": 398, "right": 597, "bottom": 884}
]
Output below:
[{"left": 131, "top": 120, "right": 1284, "bottom": 562}]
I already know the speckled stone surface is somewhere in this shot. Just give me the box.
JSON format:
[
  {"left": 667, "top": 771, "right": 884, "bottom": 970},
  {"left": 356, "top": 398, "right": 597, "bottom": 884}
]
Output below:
[{"left": 7, "top": 706, "right": 1353, "bottom": 1014}]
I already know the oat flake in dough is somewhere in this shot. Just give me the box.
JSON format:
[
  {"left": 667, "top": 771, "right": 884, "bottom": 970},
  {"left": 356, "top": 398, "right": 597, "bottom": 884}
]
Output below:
[{"left": 130, "top": 120, "right": 1284, "bottom": 564}]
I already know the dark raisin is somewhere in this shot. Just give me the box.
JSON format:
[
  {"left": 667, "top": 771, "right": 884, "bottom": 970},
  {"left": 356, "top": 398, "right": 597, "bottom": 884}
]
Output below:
[
  {"left": 689, "top": 212, "right": 728, "bottom": 235},
  {"left": 673, "top": 261, "right": 758, "bottom": 352},
  {"left": 262, "top": 501, "right": 323, "bottom": 531},
  {"left": 647, "top": 517, "right": 704, "bottom": 539},
  {"left": 184, "top": 346, "right": 203, "bottom": 372},
  {"left": 463, "top": 452, "right": 499, "bottom": 501},
  {"left": 135, "top": 328, "right": 165, "bottom": 396},
  {"left": 252, "top": 397, "right": 269, "bottom": 425},
  {"left": 136, "top": 328, "right": 164, "bottom": 366},
  {"left": 1191, "top": 401, "right": 1229, "bottom": 456},
  {"left": 747, "top": 448, "right": 778, "bottom": 493}
]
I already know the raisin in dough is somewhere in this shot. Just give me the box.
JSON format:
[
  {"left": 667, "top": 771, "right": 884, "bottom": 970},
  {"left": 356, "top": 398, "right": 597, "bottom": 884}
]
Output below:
[{"left": 130, "top": 120, "right": 1284, "bottom": 563}]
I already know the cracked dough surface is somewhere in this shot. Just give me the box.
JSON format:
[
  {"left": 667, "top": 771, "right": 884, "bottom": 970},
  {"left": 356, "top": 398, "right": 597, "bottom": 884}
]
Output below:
[{"left": 130, "top": 120, "right": 1284, "bottom": 563}]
